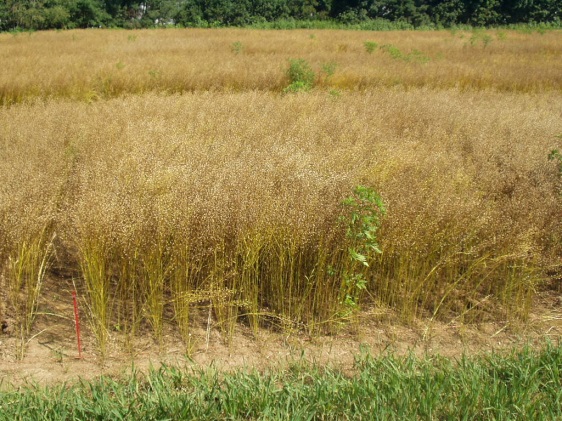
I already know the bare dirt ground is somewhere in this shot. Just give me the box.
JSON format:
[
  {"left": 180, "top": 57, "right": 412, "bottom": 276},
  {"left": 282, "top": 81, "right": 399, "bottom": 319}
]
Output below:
[{"left": 1, "top": 275, "right": 561, "bottom": 388}]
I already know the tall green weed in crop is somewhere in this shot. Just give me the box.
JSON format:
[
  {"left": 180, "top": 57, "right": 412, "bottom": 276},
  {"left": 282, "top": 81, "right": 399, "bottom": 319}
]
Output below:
[
  {"left": 231, "top": 41, "right": 244, "bottom": 54},
  {"left": 549, "top": 148, "right": 562, "bottom": 180},
  {"left": 339, "top": 186, "right": 385, "bottom": 314},
  {"left": 285, "top": 59, "right": 315, "bottom": 93},
  {"left": 364, "top": 41, "right": 378, "bottom": 53}
]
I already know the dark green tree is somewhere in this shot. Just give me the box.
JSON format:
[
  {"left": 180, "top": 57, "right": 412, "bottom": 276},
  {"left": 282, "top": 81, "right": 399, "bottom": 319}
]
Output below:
[
  {"left": 500, "top": 0, "right": 561, "bottom": 23},
  {"left": 462, "top": 0, "right": 502, "bottom": 25},
  {"left": 251, "top": 0, "right": 292, "bottom": 22},
  {"left": 428, "top": 0, "right": 465, "bottom": 26},
  {"left": 0, "top": 0, "right": 560, "bottom": 31},
  {"left": 70, "top": 0, "right": 109, "bottom": 27},
  {"left": 287, "top": 0, "right": 319, "bottom": 19},
  {"left": 0, "top": 3, "right": 7, "bottom": 30},
  {"left": 175, "top": 0, "right": 205, "bottom": 26},
  {"left": 175, "top": 0, "right": 252, "bottom": 26}
]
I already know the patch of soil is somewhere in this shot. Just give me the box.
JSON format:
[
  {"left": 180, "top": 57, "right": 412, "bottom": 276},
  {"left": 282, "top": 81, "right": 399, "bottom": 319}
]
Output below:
[{"left": 1, "top": 275, "right": 561, "bottom": 388}]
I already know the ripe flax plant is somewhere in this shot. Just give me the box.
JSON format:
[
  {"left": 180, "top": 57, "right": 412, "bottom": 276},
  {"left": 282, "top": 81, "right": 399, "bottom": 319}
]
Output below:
[
  {"left": 268, "top": 233, "right": 323, "bottom": 331},
  {"left": 6, "top": 230, "right": 55, "bottom": 359},
  {"left": 208, "top": 241, "right": 240, "bottom": 344},
  {"left": 170, "top": 241, "right": 205, "bottom": 354},
  {"left": 261, "top": 232, "right": 302, "bottom": 330},
  {"left": 78, "top": 238, "right": 112, "bottom": 359},
  {"left": 164, "top": 206, "right": 206, "bottom": 351},
  {"left": 214, "top": 227, "right": 350, "bottom": 334},
  {"left": 547, "top": 145, "right": 562, "bottom": 288},
  {"left": 140, "top": 238, "right": 171, "bottom": 344},
  {"left": 234, "top": 231, "right": 264, "bottom": 335},
  {"left": 304, "top": 234, "right": 349, "bottom": 332},
  {"left": 113, "top": 246, "right": 143, "bottom": 348}
]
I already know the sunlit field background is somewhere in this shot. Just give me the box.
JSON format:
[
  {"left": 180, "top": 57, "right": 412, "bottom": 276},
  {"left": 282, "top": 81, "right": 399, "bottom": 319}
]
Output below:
[
  {"left": 1, "top": 28, "right": 561, "bottom": 105},
  {"left": 1, "top": 28, "right": 561, "bottom": 358}
]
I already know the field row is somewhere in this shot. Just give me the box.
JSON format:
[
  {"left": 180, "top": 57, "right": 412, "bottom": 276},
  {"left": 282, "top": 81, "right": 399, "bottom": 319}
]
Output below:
[
  {"left": 1, "top": 28, "right": 562, "bottom": 104},
  {"left": 1, "top": 88, "right": 561, "bottom": 356}
]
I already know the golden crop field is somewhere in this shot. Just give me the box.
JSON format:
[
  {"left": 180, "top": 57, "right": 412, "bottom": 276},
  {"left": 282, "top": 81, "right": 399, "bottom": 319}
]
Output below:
[
  {"left": 1, "top": 28, "right": 561, "bottom": 358},
  {"left": 1, "top": 28, "right": 562, "bottom": 104}
]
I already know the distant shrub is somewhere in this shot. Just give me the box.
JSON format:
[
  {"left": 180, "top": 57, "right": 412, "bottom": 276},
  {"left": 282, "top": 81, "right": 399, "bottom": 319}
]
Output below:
[
  {"left": 285, "top": 58, "right": 315, "bottom": 92},
  {"left": 380, "top": 44, "right": 403, "bottom": 60},
  {"left": 364, "top": 41, "right": 378, "bottom": 53},
  {"left": 231, "top": 41, "right": 244, "bottom": 54}
]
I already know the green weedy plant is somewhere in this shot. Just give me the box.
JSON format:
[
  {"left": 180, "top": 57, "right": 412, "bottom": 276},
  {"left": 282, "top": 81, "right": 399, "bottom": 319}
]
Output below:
[
  {"left": 319, "top": 62, "right": 337, "bottom": 87},
  {"left": 148, "top": 69, "right": 161, "bottom": 79},
  {"left": 470, "top": 31, "right": 493, "bottom": 48},
  {"left": 339, "top": 186, "right": 386, "bottom": 315},
  {"left": 380, "top": 44, "right": 403, "bottom": 60},
  {"left": 284, "top": 59, "right": 315, "bottom": 93},
  {"left": 549, "top": 148, "right": 562, "bottom": 180},
  {"left": 481, "top": 34, "right": 493, "bottom": 47},
  {"left": 231, "top": 41, "right": 244, "bottom": 54},
  {"left": 329, "top": 89, "right": 341, "bottom": 99},
  {"left": 379, "top": 44, "right": 429, "bottom": 63},
  {"left": 364, "top": 41, "right": 378, "bottom": 54},
  {"left": 407, "top": 49, "right": 431, "bottom": 63},
  {"left": 321, "top": 62, "right": 337, "bottom": 79}
]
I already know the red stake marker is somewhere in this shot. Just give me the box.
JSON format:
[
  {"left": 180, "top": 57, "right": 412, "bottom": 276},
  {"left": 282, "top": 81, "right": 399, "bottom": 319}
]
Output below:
[{"left": 72, "top": 291, "right": 83, "bottom": 359}]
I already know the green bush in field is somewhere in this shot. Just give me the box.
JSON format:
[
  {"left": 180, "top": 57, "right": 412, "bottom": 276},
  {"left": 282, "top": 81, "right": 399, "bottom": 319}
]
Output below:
[
  {"left": 549, "top": 148, "right": 562, "bottom": 179},
  {"left": 231, "top": 41, "right": 244, "bottom": 54},
  {"left": 285, "top": 58, "right": 315, "bottom": 93},
  {"left": 340, "top": 186, "right": 385, "bottom": 310},
  {"left": 321, "top": 62, "right": 337, "bottom": 78},
  {"left": 550, "top": 147, "right": 562, "bottom": 203},
  {"left": 380, "top": 43, "right": 403, "bottom": 59},
  {"left": 364, "top": 41, "right": 378, "bottom": 53}
]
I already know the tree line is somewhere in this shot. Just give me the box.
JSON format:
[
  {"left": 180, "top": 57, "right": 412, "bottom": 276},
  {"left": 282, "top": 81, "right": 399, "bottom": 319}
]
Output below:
[{"left": 0, "top": 0, "right": 560, "bottom": 31}]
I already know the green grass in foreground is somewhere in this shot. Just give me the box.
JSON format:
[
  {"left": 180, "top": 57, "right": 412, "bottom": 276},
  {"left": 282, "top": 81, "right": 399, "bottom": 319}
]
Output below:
[{"left": 1, "top": 344, "right": 561, "bottom": 420}]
